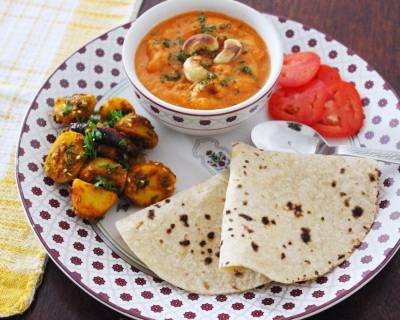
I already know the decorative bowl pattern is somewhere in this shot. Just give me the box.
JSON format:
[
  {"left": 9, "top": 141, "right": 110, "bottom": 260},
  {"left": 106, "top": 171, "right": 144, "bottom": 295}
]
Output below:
[
  {"left": 129, "top": 86, "right": 274, "bottom": 135},
  {"left": 16, "top": 13, "right": 400, "bottom": 320}
]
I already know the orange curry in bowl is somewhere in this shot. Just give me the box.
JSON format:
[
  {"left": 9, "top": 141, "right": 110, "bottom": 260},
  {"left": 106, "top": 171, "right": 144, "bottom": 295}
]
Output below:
[{"left": 135, "top": 11, "right": 270, "bottom": 110}]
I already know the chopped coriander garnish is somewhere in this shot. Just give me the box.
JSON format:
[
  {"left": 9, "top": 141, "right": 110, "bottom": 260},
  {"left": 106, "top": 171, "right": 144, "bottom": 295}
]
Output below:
[
  {"left": 219, "top": 23, "right": 232, "bottom": 30},
  {"left": 240, "top": 65, "right": 256, "bottom": 79},
  {"left": 83, "top": 123, "right": 102, "bottom": 159},
  {"left": 96, "top": 162, "right": 121, "bottom": 174},
  {"left": 240, "top": 65, "right": 252, "bottom": 73},
  {"left": 201, "top": 24, "right": 216, "bottom": 34},
  {"left": 207, "top": 72, "right": 217, "bottom": 80},
  {"left": 65, "top": 144, "right": 75, "bottom": 155},
  {"left": 162, "top": 38, "right": 171, "bottom": 48},
  {"left": 220, "top": 79, "right": 229, "bottom": 87},
  {"left": 220, "top": 76, "right": 234, "bottom": 87},
  {"left": 106, "top": 110, "right": 123, "bottom": 127},
  {"left": 197, "top": 15, "right": 216, "bottom": 34},
  {"left": 94, "top": 176, "right": 119, "bottom": 192},
  {"left": 161, "top": 70, "right": 181, "bottom": 82},
  {"left": 197, "top": 15, "right": 206, "bottom": 24},
  {"left": 87, "top": 116, "right": 100, "bottom": 125},
  {"left": 201, "top": 61, "right": 212, "bottom": 69},
  {"left": 83, "top": 132, "right": 96, "bottom": 159},
  {"left": 151, "top": 39, "right": 161, "bottom": 46},
  {"left": 92, "top": 127, "right": 102, "bottom": 141},
  {"left": 198, "top": 79, "right": 210, "bottom": 87},
  {"left": 176, "top": 50, "right": 190, "bottom": 63},
  {"left": 64, "top": 144, "right": 77, "bottom": 170},
  {"left": 61, "top": 103, "right": 73, "bottom": 116}
]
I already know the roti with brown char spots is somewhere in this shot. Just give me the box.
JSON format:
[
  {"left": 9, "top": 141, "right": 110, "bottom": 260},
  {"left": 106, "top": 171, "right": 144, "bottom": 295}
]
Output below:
[
  {"left": 219, "top": 143, "right": 379, "bottom": 284},
  {"left": 116, "top": 171, "right": 269, "bottom": 294}
]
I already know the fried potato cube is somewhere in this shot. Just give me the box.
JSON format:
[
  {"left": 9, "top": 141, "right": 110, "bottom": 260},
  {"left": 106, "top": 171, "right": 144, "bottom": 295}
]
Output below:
[
  {"left": 79, "top": 157, "right": 127, "bottom": 191},
  {"left": 115, "top": 114, "right": 158, "bottom": 149},
  {"left": 125, "top": 161, "right": 176, "bottom": 207},
  {"left": 71, "top": 179, "right": 118, "bottom": 219},
  {"left": 44, "top": 131, "right": 86, "bottom": 183},
  {"left": 54, "top": 94, "right": 96, "bottom": 125},
  {"left": 99, "top": 97, "right": 135, "bottom": 121}
]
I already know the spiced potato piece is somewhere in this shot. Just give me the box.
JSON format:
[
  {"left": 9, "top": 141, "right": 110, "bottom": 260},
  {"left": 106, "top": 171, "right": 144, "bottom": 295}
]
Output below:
[
  {"left": 99, "top": 97, "right": 135, "bottom": 121},
  {"left": 79, "top": 157, "right": 127, "bottom": 192},
  {"left": 115, "top": 114, "right": 158, "bottom": 149},
  {"left": 71, "top": 179, "right": 118, "bottom": 219},
  {"left": 125, "top": 161, "right": 176, "bottom": 207},
  {"left": 54, "top": 94, "right": 96, "bottom": 125},
  {"left": 44, "top": 131, "right": 86, "bottom": 183}
]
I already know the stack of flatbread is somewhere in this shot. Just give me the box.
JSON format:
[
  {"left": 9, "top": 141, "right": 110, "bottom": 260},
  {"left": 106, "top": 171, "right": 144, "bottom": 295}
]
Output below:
[{"left": 116, "top": 143, "right": 379, "bottom": 294}]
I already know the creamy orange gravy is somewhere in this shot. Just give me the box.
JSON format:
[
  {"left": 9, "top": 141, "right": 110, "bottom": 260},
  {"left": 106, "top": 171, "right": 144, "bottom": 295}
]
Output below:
[{"left": 135, "top": 11, "right": 270, "bottom": 110}]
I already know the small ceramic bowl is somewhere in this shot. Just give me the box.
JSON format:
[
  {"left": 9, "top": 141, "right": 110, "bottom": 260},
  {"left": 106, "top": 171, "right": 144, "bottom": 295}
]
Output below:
[{"left": 122, "top": 0, "right": 283, "bottom": 136}]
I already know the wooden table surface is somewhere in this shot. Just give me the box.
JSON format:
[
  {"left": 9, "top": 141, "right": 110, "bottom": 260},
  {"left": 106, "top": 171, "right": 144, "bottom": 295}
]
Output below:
[{"left": 11, "top": 1, "right": 400, "bottom": 319}]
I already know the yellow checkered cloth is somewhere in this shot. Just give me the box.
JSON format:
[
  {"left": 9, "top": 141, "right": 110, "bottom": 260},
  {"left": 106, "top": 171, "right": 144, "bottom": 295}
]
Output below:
[{"left": 0, "top": 0, "right": 141, "bottom": 317}]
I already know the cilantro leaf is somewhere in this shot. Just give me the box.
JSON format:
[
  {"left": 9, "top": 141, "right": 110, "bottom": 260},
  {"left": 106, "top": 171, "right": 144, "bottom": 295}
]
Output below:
[
  {"left": 240, "top": 65, "right": 256, "bottom": 79},
  {"left": 176, "top": 51, "right": 190, "bottom": 63},
  {"left": 96, "top": 162, "right": 121, "bottom": 174},
  {"left": 61, "top": 103, "right": 73, "bottom": 116},
  {"left": 197, "top": 15, "right": 216, "bottom": 34},
  {"left": 207, "top": 72, "right": 217, "bottom": 80},
  {"left": 83, "top": 124, "right": 102, "bottom": 159},
  {"left": 106, "top": 110, "right": 123, "bottom": 127},
  {"left": 162, "top": 38, "right": 171, "bottom": 48},
  {"left": 161, "top": 70, "right": 181, "bottom": 82},
  {"left": 94, "top": 176, "right": 119, "bottom": 193}
]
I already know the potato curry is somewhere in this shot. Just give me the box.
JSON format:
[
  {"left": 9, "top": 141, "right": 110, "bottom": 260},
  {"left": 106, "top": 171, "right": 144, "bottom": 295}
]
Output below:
[
  {"left": 45, "top": 94, "right": 176, "bottom": 219},
  {"left": 135, "top": 12, "right": 270, "bottom": 110}
]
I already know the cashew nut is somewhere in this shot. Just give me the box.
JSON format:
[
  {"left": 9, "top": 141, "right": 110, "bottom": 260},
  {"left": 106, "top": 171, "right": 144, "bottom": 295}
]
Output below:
[
  {"left": 183, "top": 56, "right": 208, "bottom": 82},
  {"left": 190, "top": 80, "right": 208, "bottom": 98},
  {"left": 213, "top": 39, "right": 242, "bottom": 64},
  {"left": 182, "top": 34, "right": 219, "bottom": 55}
]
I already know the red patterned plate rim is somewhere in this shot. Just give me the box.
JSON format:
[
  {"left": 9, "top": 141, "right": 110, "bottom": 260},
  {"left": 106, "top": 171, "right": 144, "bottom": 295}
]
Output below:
[{"left": 15, "top": 15, "right": 400, "bottom": 320}]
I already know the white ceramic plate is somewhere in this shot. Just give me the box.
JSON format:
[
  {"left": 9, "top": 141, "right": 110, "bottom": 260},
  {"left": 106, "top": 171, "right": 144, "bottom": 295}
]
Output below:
[{"left": 16, "top": 14, "right": 400, "bottom": 320}]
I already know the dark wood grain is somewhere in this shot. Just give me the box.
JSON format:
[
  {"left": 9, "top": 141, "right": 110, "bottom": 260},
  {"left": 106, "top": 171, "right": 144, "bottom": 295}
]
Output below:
[{"left": 11, "top": 1, "right": 399, "bottom": 319}]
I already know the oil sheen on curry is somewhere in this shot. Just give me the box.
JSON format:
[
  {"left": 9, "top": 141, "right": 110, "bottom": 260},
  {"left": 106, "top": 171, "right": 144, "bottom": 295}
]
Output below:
[{"left": 135, "top": 12, "right": 270, "bottom": 110}]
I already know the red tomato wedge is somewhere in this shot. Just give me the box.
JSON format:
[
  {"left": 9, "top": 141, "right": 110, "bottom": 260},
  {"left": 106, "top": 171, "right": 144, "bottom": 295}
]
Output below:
[
  {"left": 278, "top": 52, "right": 321, "bottom": 88},
  {"left": 268, "top": 79, "right": 328, "bottom": 125},
  {"left": 313, "top": 81, "right": 364, "bottom": 138},
  {"left": 315, "top": 65, "right": 341, "bottom": 87}
]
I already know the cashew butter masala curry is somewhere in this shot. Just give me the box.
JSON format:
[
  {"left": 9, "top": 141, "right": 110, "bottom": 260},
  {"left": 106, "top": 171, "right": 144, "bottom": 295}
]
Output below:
[{"left": 135, "top": 12, "right": 270, "bottom": 110}]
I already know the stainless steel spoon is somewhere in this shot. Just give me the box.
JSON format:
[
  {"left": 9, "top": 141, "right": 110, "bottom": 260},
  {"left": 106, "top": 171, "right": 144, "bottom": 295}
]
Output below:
[{"left": 251, "top": 121, "right": 400, "bottom": 164}]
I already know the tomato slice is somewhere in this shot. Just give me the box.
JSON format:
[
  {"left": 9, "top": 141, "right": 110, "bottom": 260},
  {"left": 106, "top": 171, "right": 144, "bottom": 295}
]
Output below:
[
  {"left": 268, "top": 79, "right": 328, "bottom": 125},
  {"left": 315, "top": 65, "right": 341, "bottom": 87},
  {"left": 312, "top": 81, "right": 364, "bottom": 138},
  {"left": 278, "top": 52, "right": 321, "bottom": 88}
]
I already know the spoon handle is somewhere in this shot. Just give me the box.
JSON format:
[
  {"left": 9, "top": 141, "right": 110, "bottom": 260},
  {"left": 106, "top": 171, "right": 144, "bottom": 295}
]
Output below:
[{"left": 334, "top": 145, "right": 400, "bottom": 164}]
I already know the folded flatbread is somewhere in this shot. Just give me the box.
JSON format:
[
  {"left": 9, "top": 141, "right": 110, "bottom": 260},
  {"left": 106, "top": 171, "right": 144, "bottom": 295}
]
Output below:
[
  {"left": 116, "top": 171, "right": 269, "bottom": 294},
  {"left": 220, "top": 143, "right": 379, "bottom": 283}
]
